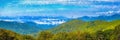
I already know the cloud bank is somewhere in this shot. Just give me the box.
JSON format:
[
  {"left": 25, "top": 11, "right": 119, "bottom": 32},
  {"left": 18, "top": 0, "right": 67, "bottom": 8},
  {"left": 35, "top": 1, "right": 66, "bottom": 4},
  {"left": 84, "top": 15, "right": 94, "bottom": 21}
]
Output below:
[{"left": 0, "top": 0, "right": 120, "bottom": 18}]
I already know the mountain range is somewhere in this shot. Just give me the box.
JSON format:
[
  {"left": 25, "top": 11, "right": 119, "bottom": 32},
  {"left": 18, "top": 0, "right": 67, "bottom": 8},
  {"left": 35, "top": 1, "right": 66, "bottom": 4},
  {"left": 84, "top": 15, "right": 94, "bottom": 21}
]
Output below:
[
  {"left": 0, "top": 14, "right": 120, "bottom": 34},
  {"left": 78, "top": 14, "right": 120, "bottom": 21},
  {"left": 0, "top": 16, "right": 70, "bottom": 34}
]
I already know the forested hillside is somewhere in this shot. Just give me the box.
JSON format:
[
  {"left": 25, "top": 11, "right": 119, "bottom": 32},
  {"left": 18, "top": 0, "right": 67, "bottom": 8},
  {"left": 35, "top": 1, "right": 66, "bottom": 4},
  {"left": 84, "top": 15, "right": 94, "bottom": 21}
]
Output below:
[
  {"left": 0, "top": 20, "right": 120, "bottom": 40},
  {"left": 0, "top": 28, "right": 35, "bottom": 40},
  {"left": 50, "top": 20, "right": 120, "bottom": 33}
]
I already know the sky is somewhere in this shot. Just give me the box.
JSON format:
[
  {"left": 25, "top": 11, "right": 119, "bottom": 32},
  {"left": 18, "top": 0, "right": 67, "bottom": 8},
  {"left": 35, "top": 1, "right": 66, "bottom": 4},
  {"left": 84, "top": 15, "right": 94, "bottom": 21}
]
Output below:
[{"left": 0, "top": 0, "right": 120, "bottom": 18}]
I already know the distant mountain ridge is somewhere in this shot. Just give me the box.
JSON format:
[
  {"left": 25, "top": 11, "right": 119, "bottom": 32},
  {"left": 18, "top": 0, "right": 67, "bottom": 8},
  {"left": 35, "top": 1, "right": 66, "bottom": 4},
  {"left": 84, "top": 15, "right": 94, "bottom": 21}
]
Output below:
[
  {"left": 0, "top": 21, "right": 39, "bottom": 34},
  {"left": 0, "top": 16, "right": 70, "bottom": 25},
  {"left": 0, "top": 16, "right": 71, "bottom": 34},
  {"left": 0, "top": 14, "right": 120, "bottom": 24},
  {"left": 49, "top": 19, "right": 120, "bottom": 33},
  {"left": 0, "top": 14, "right": 120, "bottom": 34},
  {"left": 78, "top": 14, "right": 120, "bottom": 21}
]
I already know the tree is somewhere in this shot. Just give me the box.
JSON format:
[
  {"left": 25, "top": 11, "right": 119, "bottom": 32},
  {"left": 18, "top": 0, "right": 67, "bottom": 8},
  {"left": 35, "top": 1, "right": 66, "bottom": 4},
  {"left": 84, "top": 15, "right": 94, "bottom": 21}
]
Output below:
[
  {"left": 0, "top": 28, "right": 24, "bottom": 40},
  {"left": 37, "top": 31, "right": 53, "bottom": 40},
  {"left": 114, "top": 25, "right": 120, "bottom": 40},
  {"left": 22, "top": 35, "right": 35, "bottom": 40},
  {"left": 95, "top": 31, "right": 106, "bottom": 40}
]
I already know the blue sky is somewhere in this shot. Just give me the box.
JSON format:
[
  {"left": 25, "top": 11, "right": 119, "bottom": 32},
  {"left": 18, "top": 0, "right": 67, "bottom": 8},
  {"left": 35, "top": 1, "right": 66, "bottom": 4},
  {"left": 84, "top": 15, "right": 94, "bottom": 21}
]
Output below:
[{"left": 0, "top": 0, "right": 120, "bottom": 18}]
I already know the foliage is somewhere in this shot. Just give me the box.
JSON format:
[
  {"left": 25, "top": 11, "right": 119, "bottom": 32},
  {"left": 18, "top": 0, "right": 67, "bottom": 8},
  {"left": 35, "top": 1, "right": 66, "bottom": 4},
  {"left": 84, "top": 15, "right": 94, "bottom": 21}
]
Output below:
[
  {"left": 0, "top": 20, "right": 120, "bottom": 40},
  {"left": 37, "top": 31, "right": 53, "bottom": 40},
  {"left": 0, "top": 28, "right": 35, "bottom": 40},
  {"left": 50, "top": 20, "right": 120, "bottom": 33}
]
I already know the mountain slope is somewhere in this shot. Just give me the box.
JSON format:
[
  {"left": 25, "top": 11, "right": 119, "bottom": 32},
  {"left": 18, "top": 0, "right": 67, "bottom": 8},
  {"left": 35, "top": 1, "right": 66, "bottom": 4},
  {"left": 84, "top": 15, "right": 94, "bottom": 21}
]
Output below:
[
  {"left": 0, "top": 21, "right": 41, "bottom": 34},
  {"left": 78, "top": 14, "right": 120, "bottom": 21},
  {"left": 0, "top": 16, "right": 71, "bottom": 34},
  {"left": 49, "top": 19, "right": 120, "bottom": 33}
]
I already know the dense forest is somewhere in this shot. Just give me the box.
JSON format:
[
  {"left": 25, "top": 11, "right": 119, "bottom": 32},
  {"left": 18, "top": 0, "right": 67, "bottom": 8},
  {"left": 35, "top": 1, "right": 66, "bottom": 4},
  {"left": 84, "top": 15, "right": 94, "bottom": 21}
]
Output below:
[{"left": 0, "top": 20, "right": 120, "bottom": 40}]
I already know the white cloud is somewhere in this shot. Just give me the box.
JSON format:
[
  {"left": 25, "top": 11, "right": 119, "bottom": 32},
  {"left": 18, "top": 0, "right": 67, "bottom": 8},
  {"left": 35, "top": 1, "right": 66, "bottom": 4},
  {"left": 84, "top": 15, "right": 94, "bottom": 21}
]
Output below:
[
  {"left": 89, "top": 0, "right": 120, "bottom": 2},
  {"left": 19, "top": 0, "right": 90, "bottom": 5},
  {"left": 21, "top": 0, "right": 54, "bottom": 4},
  {"left": 33, "top": 20, "right": 65, "bottom": 25},
  {"left": 116, "top": 10, "right": 120, "bottom": 13},
  {"left": 96, "top": 10, "right": 120, "bottom": 16}
]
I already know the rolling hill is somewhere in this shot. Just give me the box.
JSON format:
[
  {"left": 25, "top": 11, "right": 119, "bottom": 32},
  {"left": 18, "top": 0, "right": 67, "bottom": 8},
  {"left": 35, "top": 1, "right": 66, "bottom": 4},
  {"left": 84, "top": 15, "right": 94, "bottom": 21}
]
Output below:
[
  {"left": 78, "top": 14, "right": 120, "bottom": 21},
  {"left": 0, "top": 16, "right": 70, "bottom": 34},
  {"left": 0, "top": 14, "right": 120, "bottom": 34},
  {"left": 0, "top": 21, "right": 41, "bottom": 34},
  {"left": 50, "top": 19, "right": 120, "bottom": 33}
]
